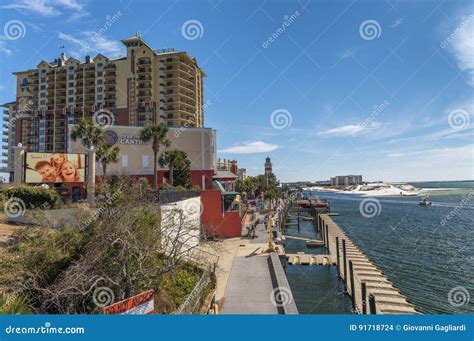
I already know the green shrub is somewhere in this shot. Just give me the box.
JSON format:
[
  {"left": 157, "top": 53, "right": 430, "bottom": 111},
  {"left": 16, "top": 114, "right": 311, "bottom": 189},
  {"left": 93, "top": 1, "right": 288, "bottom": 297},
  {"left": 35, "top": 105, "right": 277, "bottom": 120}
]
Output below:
[
  {"left": 5, "top": 186, "right": 60, "bottom": 209},
  {"left": 161, "top": 268, "right": 201, "bottom": 307},
  {"left": 0, "top": 292, "right": 32, "bottom": 314}
]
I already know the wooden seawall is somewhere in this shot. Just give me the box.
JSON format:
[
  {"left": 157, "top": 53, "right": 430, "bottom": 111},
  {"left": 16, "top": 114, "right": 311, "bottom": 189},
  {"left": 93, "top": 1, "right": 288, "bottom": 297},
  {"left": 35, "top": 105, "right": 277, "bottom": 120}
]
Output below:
[{"left": 317, "top": 214, "right": 419, "bottom": 314}]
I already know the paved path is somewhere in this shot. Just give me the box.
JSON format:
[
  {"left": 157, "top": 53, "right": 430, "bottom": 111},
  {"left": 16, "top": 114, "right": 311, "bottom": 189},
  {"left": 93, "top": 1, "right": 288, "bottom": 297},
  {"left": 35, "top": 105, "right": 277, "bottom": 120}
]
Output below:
[{"left": 220, "top": 213, "right": 279, "bottom": 314}]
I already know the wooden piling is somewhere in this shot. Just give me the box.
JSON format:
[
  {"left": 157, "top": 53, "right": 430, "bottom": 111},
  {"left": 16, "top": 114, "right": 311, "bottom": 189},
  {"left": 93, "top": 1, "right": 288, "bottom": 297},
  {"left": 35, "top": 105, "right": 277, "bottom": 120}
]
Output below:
[
  {"left": 349, "top": 260, "right": 355, "bottom": 309},
  {"left": 325, "top": 223, "right": 330, "bottom": 253},
  {"left": 361, "top": 282, "right": 367, "bottom": 314},
  {"left": 342, "top": 239, "right": 347, "bottom": 283},
  {"left": 301, "top": 214, "right": 419, "bottom": 314},
  {"left": 369, "top": 294, "right": 376, "bottom": 314}
]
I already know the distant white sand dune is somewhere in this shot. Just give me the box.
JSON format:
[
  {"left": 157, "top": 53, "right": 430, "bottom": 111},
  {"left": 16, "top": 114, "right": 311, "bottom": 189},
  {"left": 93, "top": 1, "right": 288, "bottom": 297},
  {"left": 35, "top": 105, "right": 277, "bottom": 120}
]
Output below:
[{"left": 306, "top": 183, "right": 420, "bottom": 197}]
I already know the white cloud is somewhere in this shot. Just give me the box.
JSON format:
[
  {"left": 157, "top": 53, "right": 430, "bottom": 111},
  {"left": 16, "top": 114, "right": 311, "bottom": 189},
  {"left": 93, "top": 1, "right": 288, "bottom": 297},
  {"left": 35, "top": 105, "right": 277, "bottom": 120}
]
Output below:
[
  {"left": 0, "top": 40, "right": 13, "bottom": 56},
  {"left": 53, "top": 0, "right": 84, "bottom": 10},
  {"left": 318, "top": 122, "right": 380, "bottom": 137},
  {"left": 390, "top": 18, "right": 403, "bottom": 28},
  {"left": 2, "top": 0, "right": 59, "bottom": 16},
  {"left": 451, "top": 15, "right": 474, "bottom": 85},
  {"left": 2, "top": 0, "right": 85, "bottom": 17},
  {"left": 219, "top": 141, "right": 278, "bottom": 154},
  {"left": 388, "top": 144, "right": 474, "bottom": 159},
  {"left": 58, "top": 32, "right": 123, "bottom": 55}
]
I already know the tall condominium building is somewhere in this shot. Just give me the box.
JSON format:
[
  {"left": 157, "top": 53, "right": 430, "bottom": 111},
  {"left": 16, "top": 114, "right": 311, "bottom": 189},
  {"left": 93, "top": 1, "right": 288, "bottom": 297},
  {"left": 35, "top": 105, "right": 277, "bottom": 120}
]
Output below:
[
  {"left": 1, "top": 34, "right": 205, "bottom": 175},
  {"left": 330, "top": 175, "right": 363, "bottom": 186}
]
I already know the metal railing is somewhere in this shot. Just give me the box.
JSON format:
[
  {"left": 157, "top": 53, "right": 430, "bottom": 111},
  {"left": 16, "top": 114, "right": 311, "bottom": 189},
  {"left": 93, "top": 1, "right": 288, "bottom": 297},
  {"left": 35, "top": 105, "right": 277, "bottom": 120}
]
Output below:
[{"left": 175, "top": 265, "right": 213, "bottom": 314}]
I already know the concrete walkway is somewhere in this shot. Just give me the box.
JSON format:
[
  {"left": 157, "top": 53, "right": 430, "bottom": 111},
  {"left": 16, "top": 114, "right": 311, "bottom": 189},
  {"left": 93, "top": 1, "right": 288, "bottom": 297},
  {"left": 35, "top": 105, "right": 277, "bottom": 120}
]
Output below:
[{"left": 220, "top": 213, "right": 279, "bottom": 314}]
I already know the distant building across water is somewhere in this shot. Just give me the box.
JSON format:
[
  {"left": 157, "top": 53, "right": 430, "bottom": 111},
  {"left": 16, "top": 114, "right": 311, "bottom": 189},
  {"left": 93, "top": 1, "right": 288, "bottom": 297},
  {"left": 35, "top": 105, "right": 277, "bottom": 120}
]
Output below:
[{"left": 330, "top": 175, "right": 363, "bottom": 186}]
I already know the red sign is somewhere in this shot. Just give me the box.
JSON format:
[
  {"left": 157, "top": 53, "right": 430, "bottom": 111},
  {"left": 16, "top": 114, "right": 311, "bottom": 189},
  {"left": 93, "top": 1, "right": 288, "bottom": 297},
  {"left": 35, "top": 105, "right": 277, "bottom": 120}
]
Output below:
[{"left": 104, "top": 290, "right": 155, "bottom": 315}]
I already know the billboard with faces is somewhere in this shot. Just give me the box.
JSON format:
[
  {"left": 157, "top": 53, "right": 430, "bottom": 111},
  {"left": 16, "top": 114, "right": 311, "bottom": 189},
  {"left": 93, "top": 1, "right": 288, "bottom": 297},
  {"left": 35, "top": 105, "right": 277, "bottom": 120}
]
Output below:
[{"left": 25, "top": 153, "right": 86, "bottom": 183}]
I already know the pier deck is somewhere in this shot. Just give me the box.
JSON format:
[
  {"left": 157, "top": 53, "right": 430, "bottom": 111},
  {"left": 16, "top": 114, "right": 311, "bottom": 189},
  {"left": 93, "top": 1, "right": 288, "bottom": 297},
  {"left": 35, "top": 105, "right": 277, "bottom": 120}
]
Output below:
[
  {"left": 318, "top": 214, "right": 418, "bottom": 314},
  {"left": 220, "top": 213, "right": 297, "bottom": 314}
]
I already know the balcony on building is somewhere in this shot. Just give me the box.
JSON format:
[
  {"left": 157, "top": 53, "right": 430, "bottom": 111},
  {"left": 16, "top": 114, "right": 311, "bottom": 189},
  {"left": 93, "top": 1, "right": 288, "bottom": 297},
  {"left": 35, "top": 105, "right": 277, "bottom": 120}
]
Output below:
[{"left": 137, "top": 67, "right": 151, "bottom": 74}]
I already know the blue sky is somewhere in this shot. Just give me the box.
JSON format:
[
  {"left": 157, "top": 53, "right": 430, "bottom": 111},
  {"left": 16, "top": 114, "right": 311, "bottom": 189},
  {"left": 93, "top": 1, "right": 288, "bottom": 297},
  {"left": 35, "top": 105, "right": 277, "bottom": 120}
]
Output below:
[{"left": 0, "top": 0, "right": 473, "bottom": 182}]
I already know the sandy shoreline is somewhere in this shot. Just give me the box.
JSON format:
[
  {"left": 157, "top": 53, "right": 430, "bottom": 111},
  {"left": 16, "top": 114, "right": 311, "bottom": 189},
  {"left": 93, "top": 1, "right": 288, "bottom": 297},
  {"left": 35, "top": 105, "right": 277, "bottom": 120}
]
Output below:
[{"left": 304, "top": 183, "right": 421, "bottom": 197}]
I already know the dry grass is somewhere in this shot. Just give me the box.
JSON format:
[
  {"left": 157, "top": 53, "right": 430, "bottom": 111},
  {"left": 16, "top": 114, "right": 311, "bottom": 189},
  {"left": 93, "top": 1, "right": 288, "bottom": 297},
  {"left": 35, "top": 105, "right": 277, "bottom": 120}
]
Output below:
[{"left": 0, "top": 214, "right": 23, "bottom": 247}]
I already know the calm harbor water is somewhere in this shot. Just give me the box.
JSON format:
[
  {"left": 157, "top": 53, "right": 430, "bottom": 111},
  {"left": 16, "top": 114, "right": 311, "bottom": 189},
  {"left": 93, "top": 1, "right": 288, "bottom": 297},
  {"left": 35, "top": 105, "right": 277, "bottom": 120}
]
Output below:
[
  {"left": 290, "top": 181, "right": 474, "bottom": 314},
  {"left": 284, "top": 219, "right": 353, "bottom": 314}
]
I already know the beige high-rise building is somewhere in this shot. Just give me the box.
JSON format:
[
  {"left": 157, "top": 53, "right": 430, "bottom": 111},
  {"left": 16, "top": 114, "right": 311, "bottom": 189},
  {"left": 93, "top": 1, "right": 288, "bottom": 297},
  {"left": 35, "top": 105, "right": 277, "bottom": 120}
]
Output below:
[{"left": 2, "top": 34, "right": 205, "bottom": 175}]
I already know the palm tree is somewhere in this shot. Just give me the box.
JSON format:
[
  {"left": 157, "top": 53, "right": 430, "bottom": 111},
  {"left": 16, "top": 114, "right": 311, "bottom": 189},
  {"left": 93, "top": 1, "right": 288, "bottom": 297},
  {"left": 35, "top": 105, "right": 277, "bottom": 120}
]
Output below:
[
  {"left": 140, "top": 125, "right": 171, "bottom": 190},
  {"left": 96, "top": 142, "right": 120, "bottom": 180},
  {"left": 70, "top": 118, "right": 104, "bottom": 150},
  {"left": 159, "top": 149, "right": 187, "bottom": 186},
  {"left": 71, "top": 119, "right": 105, "bottom": 205}
]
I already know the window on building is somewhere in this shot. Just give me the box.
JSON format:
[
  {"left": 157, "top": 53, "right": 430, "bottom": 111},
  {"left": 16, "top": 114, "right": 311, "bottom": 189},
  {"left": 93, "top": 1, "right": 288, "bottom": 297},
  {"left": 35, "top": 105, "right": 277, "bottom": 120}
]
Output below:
[
  {"left": 142, "top": 155, "right": 149, "bottom": 167},
  {"left": 98, "top": 63, "right": 103, "bottom": 67},
  {"left": 41, "top": 78, "right": 46, "bottom": 83},
  {"left": 68, "top": 97, "right": 74, "bottom": 103},
  {"left": 121, "top": 155, "right": 128, "bottom": 168},
  {"left": 41, "top": 85, "right": 46, "bottom": 90},
  {"left": 69, "top": 75, "right": 74, "bottom": 80},
  {"left": 97, "top": 71, "right": 103, "bottom": 77},
  {"left": 97, "top": 95, "right": 103, "bottom": 100},
  {"left": 69, "top": 66, "right": 75, "bottom": 70},
  {"left": 97, "top": 87, "right": 103, "bottom": 92},
  {"left": 69, "top": 82, "right": 74, "bottom": 87},
  {"left": 40, "top": 100, "right": 45, "bottom": 105},
  {"left": 40, "top": 93, "right": 46, "bottom": 98},
  {"left": 68, "top": 90, "right": 74, "bottom": 95},
  {"left": 97, "top": 79, "right": 103, "bottom": 85}
]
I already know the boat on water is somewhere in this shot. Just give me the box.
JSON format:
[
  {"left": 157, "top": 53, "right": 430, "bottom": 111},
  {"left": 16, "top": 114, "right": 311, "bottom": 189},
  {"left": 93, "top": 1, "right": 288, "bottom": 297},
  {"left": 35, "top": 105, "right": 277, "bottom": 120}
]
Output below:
[
  {"left": 419, "top": 197, "right": 432, "bottom": 206},
  {"left": 297, "top": 198, "right": 330, "bottom": 211}
]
